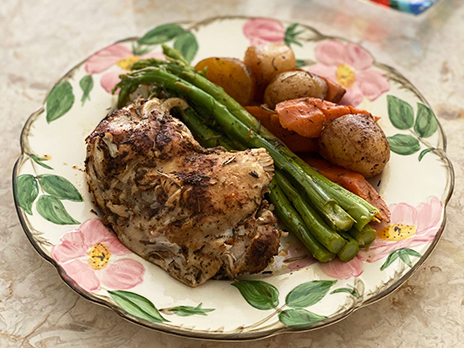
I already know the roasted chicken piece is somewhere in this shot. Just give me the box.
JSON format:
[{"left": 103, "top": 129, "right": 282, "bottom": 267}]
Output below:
[{"left": 85, "top": 98, "right": 281, "bottom": 287}]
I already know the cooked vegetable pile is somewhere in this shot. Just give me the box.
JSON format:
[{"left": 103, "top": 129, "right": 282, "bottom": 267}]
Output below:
[{"left": 113, "top": 44, "right": 387, "bottom": 263}]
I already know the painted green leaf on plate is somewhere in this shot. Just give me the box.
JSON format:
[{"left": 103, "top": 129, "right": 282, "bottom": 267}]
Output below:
[
  {"left": 37, "top": 174, "right": 83, "bottom": 202},
  {"left": 380, "top": 248, "right": 422, "bottom": 271},
  {"left": 387, "top": 134, "right": 421, "bottom": 155},
  {"left": 15, "top": 174, "right": 39, "bottom": 215},
  {"left": 330, "top": 287, "right": 359, "bottom": 298},
  {"left": 387, "top": 95, "right": 414, "bottom": 130},
  {"left": 169, "top": 303, "right": 214, "bottom": 317},
  {"left": 232, "top": 280, "right": 279, "bottom": 310},
  {"left": 399, "top": 248, "right": 422, "bottom": 268},
  {"left": 414, "top": 103, "right": 438, "bottom": 138},
  {"left": 131, "top": 42, "right": 154, "bottom": 56},
  {"left": 284, "top": 23, "right": 303, "bottom": 47},
  {"left": 278, "top": 308, "right": 326, "bottom": 329},
  {"left": 108, "top": 290, "right": 168, "bottom": 323},
  {"left": 46, "top": 80, "right": 75, "bottom": 123},
  {"left": 398, "top": 251, "right": 413, "bottom": 267},
  {"left": 29, "top": 154, "right": 53, "bottom": 170},
  {"left": 403, "top": 248, "right": 422, "bottom": 258},
  {"left": 419, "top": 147, "right": 435, "bottom": 161},
  {"left": 380, "top": 249, "right": 401, "bottom": 270},
  {"left": 138, "top": 23, "right": 185, "bottom": 45},
  {"left": 285, "top": 280, "right": 336, "bottom": 308},
  {"left": 295, "top": 59, "right": 305, "bottom": 68},
  {"left": 36, "top": 195, "right": 80, "bottom": 225},
  {"left": 80, "top": 75, "right": 93, "bottom": 105},
  {"left": 173, "top": 31, "right": 198, "bottom": 63}
]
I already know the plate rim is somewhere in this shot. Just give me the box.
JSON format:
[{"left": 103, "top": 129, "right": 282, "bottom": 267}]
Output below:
[{"left": 12, "top": 15, "right": 455, "bottom": 341}]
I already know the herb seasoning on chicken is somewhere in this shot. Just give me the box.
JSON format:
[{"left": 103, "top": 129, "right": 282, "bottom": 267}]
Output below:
[{"left": 85, "top": 98, "right": 281, "bottom": 287}]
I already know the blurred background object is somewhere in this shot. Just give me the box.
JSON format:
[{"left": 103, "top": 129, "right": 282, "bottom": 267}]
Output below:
[{"left": 361, "top": 0, "right": 440, "bottom": 14}]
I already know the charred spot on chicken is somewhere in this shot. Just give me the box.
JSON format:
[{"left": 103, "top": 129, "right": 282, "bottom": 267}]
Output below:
[{"left": 85, "top": 98, "right": 281, "bottom": 287}]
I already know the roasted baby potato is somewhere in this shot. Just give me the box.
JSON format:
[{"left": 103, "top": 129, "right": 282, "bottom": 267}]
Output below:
[
  {"left": 319, "top": 114, "right": 390, "bottom": 178},
  {"left": 195, "top": 57, "right": 255, "bottom": 106},
  {"left": 263, "top": 71, "right": 329, "bottom": 109},
  {"left": 244, "top": 43, "right": 296, "bottom": 99}
]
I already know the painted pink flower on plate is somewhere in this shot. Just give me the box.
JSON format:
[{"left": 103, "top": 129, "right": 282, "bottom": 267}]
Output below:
[
  {"left": 319, "top": 196, "right": 442, "bottom": 279},
  {"left": 358, "top": 196, "right": 443, "bottom": 263},
  {"left": 51, "top": 218, "right": 145, "bottom": 292},
  {"left": 308, "top": 40, "right": 390, "bottom": 106},
  {"left": 85, "top": 43, "right": 164, "bottom": 93},
  {"left": 243, "top": 18, "right": 285, "bottom": 45},
  {"left": 318, "top": 257, "right": 364, "bottom": 280}
]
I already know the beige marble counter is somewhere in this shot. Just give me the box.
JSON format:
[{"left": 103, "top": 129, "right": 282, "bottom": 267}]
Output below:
[{"left": 1, "top": 0, "right": 463, "bottom": 347}]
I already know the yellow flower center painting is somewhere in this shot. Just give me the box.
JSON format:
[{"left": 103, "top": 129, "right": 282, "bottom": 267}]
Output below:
[
  {"left": 88, "top": 242, "right": 112, "bottom": 270},
  {"left": 116, "top": 56, "right": 140, "bottom": 71},
  {"left": 336, "top": 63, "right": 356, "bottom": 88},
  {"left": 378, "top": 223, "right": 417, "bottom": 241}
]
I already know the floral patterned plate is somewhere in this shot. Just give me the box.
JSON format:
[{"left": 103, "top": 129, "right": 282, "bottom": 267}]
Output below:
[{"left": 13, "top": 17, "right": 454, "bottom": 340}]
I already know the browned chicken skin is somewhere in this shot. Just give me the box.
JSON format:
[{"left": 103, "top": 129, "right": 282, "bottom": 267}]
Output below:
[{"left": 85, "top": 98, "right": 281, "bottom": 287}]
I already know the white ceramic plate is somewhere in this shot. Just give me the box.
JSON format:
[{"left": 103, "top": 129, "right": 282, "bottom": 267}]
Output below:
[{"left": 13, "top": 17, "right": 454, "bottom": 340}]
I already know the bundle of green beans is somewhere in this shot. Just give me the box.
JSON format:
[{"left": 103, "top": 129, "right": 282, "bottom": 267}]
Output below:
[{"left": 113, "top": 45, "right": 379, "bottom": 262}]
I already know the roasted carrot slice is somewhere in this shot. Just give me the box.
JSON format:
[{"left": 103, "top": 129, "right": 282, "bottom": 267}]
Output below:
[
  {"left": 245, "top": 106, "right": 319, "bottom": 153},
  {"left": 309, "top": 98, "right": 353, "bottom": 121},
  {"left": 275, "top": 97, "right": 378, "bottom": 138},
  {"left": 275, "top": 99, "right": 327, "bottom": 138},
  {"left": 309, "top": 98, "right": 372, "bottom": 121},
  {"left": 301, "top": 156, "right": 391, "bottom": 222},
  {"left": 319, "top": 76, "right": 346, "bottom": 103}
]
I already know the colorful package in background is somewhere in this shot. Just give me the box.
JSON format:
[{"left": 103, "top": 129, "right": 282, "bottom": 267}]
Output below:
[{"left": 362, "top": 0, "right": 439, "bottom": 15}]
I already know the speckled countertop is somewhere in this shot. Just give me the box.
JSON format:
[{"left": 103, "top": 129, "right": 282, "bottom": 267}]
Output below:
[{"left": 1, "top": 0, "right": 464, "bottom": 347}]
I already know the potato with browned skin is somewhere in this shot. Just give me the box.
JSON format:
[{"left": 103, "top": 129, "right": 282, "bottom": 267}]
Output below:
[
  {"left": 195, "top": 57, "right": 255, "bottom": 106},
  {"left": 244, "top": 43, "right": 296, "bottom": 100},
  {"left": 319, "top": 113, "right": 390, "bottom": 178},
  {"left": 264, "top": 71, "right": 328, "bottom": 109}
]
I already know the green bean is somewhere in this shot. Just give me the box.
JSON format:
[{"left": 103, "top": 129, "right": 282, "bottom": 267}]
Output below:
[{"left": 337, "top": 231, "right": 360, "bottom": 262}]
